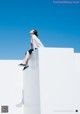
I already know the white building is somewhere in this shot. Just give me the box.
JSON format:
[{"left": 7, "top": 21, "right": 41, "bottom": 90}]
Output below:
[{"left": 0, "top": 48, "right": 80, "bottom": 114}]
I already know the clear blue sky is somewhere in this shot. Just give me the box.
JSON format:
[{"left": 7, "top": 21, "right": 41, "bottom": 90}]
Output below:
[{"left": 0, "top": 0, "right": 80, "bottom": 59}]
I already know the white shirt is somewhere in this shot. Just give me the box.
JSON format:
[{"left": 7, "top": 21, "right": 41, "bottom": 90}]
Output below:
[{"left": 31, "top": 34, "right": 44, "bottom": 49}]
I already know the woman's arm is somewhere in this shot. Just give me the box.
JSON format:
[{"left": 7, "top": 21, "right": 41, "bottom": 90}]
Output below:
[
  {"left": 32, "top": 39, "right": 37, "bottom": 50},
  {"left": 30, "top": 43, "right": 33, "bottom": 49}
]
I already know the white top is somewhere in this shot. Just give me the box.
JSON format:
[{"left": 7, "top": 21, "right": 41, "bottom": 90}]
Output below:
[{"left": 31, "top": 34, "right": 44, "bottom": 49}]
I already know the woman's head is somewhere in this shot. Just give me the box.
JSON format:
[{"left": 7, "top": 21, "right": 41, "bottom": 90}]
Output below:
[{"left": 30, "top": 29, "right": 38, "bottom": 37}]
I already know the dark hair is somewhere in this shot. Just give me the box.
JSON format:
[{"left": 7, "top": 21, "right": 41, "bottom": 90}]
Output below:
[{"left": 33, "top": 30, "right": 38, "bottom": 37}]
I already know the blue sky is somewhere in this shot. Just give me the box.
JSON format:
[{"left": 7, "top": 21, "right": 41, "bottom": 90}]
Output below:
[{"left": 0, "top": 0, "right": 80, "bottom": 59}]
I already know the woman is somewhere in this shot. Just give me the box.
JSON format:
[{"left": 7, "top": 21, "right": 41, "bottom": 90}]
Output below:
[{"left": 19, "top": 29, "right": 44, "bottom": 70}]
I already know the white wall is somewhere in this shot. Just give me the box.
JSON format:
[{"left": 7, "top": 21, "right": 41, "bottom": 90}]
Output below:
[
  {"left": 0, "top": 60, "right": 23, "bottom": 114},
  {"left": 38, "top": 48, "right": 80, "bottom": 114},
  {"left": 74, "top": 53, "right": 80, "bottom": 73},
  {"left": 23, "top": 49, "right": 40, "bottom": 114},
  {"left": 0, "top": 48, "right": 80, "bottom": 114},
  {"left": 23, "top": 48, "right": 80, "bottom": 114}
]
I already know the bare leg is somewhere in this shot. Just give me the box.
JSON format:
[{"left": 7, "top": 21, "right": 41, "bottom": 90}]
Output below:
[
  {"left": 22, "top": 51, "right": 30, "bottom": 65},
  {"left": 25, "top": 51, "right": 30, "bottom": 65}
]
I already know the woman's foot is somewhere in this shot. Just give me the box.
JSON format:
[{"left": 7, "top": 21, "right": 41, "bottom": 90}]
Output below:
[
  {"left": 18, "top": 63, "right": 27, "bottom": 66},
  {"left": 23, "top": 65, "right": 29, "bottom": 70}
]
